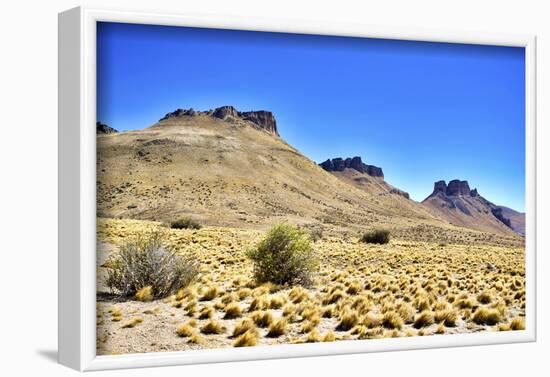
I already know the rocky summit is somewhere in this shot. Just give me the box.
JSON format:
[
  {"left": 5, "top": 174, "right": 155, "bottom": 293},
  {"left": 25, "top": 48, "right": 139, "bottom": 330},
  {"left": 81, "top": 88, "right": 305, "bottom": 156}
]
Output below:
[
  {"left": 96, "top": 121, "right": 118, "bottom": 134},
  {"left": 431, "top": 179, "right": 476, "bottom": 197},
  {"left": 422, "top": 179, "right": 524, "bottom": 236},
  {"left": 319, "top": 156, "right": 384, "bottom": 178},
  {"left": 159, "top": 105, "right": 278, "bottom": 136}
]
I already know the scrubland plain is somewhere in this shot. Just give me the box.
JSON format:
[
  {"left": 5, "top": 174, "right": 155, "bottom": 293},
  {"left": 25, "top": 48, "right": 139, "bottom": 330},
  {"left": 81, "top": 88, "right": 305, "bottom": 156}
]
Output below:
[{"left": 96, "top": 218, "right": 525, "bottom": 355}]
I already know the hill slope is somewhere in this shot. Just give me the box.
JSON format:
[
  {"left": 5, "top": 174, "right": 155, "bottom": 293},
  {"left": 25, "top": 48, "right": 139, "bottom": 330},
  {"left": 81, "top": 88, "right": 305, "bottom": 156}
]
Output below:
[
  {"left": 422, "top": 180, "right": 522, "bottom": 237},
  {"left": 97, "top": 107, "right": 522, "bottom": 245}
]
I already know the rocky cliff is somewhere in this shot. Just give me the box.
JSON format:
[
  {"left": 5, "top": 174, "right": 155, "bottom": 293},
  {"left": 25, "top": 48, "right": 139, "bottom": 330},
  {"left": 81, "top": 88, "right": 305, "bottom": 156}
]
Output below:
[
  {"left": 97, "top": 122, "right": 118, "bottom": 134},
  {"left": 319, "top": 156, "right": 384, "bottom": 178},
  {"left": 160, "top": 106, "right": 278, "bottom": 136},
  {"left": 422, "top": 179, "right": 523, "bottom": 236}
]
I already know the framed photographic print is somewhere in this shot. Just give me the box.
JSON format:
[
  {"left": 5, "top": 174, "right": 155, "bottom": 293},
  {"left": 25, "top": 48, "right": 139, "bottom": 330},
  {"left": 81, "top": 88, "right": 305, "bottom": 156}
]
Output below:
[{"left": 58, "top": 6, "right": 536, "bottom": 371}]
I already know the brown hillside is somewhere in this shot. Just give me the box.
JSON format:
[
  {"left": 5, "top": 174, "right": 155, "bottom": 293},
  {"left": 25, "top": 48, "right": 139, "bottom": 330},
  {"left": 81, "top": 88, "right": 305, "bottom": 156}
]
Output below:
[{"left": 97, "top": 107, "right": 522, "bottom": 246}]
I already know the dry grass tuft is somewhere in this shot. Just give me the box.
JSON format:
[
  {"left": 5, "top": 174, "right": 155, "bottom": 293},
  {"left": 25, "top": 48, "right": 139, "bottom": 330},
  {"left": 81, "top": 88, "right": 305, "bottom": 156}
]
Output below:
[
  {"left": 250, "top": 311, "right": 274, "bottom": 328},
  {"left": 176, "top": 324, "right": 195, "bottom": 337},
  {"left": 224, "top": 302, "right": 243, "bottom": 319},
  {"left": 477, "top": 291, "right": 493, "bottom": 305},
  {"left": 267, "top": 318, "right": 288, "bottom": 338},
  {"left": 233, "top": 329, "right": 258, "bottom": 347},
  {"left": 434, "top": 308, "right": 458, "bottom": 327},
  {"left": 232, "top": 319, "right": 256, "bottom": 338},
  {"left": 269, "top": 295, "right": 286, "bottom": 309},
  {"left": 322, "top": 331, "right": 336, "bottom": 342},
  {"left": 382, "top": 311, "right": 404, "bottom": 329},
  {"left": 472, "top": 307, "right": 502, "bottom": 325},
  {"left": 200, "top": 285, "right": 219, "bottom": 301},
  {"left": 305, "top": 328, "right": 322, "bottom": 343},
  {"left": 135, "top": 286, "right": 154, "bottom": 302},
  {"left": 121, "top": 317, "right": 143, "bottom": 328},
  {"left": 413, "top": 310, "right": 435, "bottom": 329},
  {"left": 510, "top": 317, "right": 525, "bottom": 330},
  {"left": 200, "top": 320, "right": 225, "bottom": 335},
  {"left": 336, "top": 309, "right": 359, "bottom": 331},
  {"left": 198, "top": 306, "right": 215, "bottom": 320}
]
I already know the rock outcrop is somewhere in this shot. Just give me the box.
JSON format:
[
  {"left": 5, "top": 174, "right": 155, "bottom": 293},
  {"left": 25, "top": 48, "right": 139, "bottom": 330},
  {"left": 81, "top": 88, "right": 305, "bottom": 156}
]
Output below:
[
  {"left": 429, "top": 179, "right": 473, "bottom": 197},
  {"left": 446, "top": 180, "right": 471, "bottom": 197},
  {"left": 422, "top": 179, "right": 523, "bottom": 236},
  {"left": 96, "top": 122, "right": 118, "bottom": 134},
  {"left": 160, "top": 106, "right": 279, "bottom": 136},
  {"left": 319, "top": 156, "right": 384, "bottom": 178}
]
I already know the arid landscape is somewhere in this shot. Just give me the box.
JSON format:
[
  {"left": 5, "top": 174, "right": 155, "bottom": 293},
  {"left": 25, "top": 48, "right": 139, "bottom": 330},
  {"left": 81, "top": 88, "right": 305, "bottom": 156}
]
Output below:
[{"left": 96, "top": 107, "right": 526, "bottom": 355}]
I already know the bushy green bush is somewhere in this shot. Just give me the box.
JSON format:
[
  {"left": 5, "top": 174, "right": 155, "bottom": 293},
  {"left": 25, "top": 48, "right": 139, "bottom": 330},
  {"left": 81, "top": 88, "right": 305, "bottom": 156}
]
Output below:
[
  {"left": 247, "top": 224, "right": 318, "bottom": 286},
  {"left": 170, "top": 216, "right": 202, "bottom": 230},
  {"left": 105, "top": 231, "right": 199, "bottom": 298},
  {"left": 360, "top": 229, "right": 391, "bottom": 244}
]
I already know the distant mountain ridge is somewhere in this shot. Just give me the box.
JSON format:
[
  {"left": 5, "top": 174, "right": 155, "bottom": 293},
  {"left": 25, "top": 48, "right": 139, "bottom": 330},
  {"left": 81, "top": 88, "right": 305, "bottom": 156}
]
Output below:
[
  {"left": 96, "top": 105, "right": 524, "bottom": 244},
  {"left": 422, "top": 179, "right": 524, "bottom": 236}
]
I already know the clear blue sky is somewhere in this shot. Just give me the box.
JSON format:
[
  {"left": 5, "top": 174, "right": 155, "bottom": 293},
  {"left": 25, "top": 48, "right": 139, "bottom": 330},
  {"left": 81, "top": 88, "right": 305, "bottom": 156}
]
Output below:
[{"left": 97, "top": 22, "right": 525, "bottom": 212}]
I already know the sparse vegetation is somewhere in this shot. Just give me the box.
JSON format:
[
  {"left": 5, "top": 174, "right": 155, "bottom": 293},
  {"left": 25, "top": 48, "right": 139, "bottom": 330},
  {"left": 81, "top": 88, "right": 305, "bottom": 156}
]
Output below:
[
  {"left": 170, "top": 217, "right": 202, "bottom": 230},
  {"left": 200, "top": 320, "right": 225, "bottom": 335},
  {"left": 472, "top": 307, "right": 502, "bottom": 325},
  {"left": 176, "top": 324, "right": 195, "bottom": 337},
  {"left": 121, "top": 317, "right": 143, "bottom": 328},
  {"left": 414, "top": 310, "right": 435, "bottom": 329},
  {"left": 360, "top": 229, "right": 391, "bottom": 244},
  {"left": 233, "top": 329, "right": 258, "bottom": 347},
  {"left": 232, "top": 319, "right": 256, "bottom": 338},
  {"left": 267, "top": 318, "right": 287, "bottom": 337},
  {"left": 135, "top": 286, "right": 153, "bottom": 302},
  {"left": 223, "top": 302, "right": 243, "bottom": 319},
  {"left": 104, "top": 231, "right": 199, "bottom": 299},
  {"left": 97, "top": 218, "right": 526, "bottom": 355},
  {"left": 247, "top": 224, "right": 318, "bottom": 286}
]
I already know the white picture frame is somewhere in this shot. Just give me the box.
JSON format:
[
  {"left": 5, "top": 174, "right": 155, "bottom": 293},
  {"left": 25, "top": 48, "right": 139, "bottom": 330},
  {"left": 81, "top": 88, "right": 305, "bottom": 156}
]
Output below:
[{"left": 58, "top": 6, "right": 537, "bottom": 371}]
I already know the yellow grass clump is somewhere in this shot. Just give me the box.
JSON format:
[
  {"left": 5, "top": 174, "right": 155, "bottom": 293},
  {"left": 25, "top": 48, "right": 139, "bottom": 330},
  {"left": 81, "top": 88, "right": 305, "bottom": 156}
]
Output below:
[
  {"left": 121, "top": 317, "right": 143, "bottom": 328},
  {"left": 382, "top": 311, "right": 404, "bottom": 329},
  {"left": 200, "top": 285, "right": 219, "bottom": 301},
  {"left": 176, "top": 324, "right": 195, "bottom": 337},
  {"left": 135, "top": 286, "right": 154, "bottom": 302},
  {"left": 267, "top": 318, "right": 288, "bottom": 338},
  {"left": 434, "top": 308, "right": 458, "bottom": 327},
  {"left": 472, "top": 307, "right": 502, "bottom": 325},
  {"left": 233, "top": 329, "right": 258, "bottom": 347},
  {"left": 224, "top": 302, "right": 243, "bottom": 319},
  {"left": 510, "top": 317, "right": 525, "bottom": 330},
  {"left": 336, "top": 309, "right": 359, "bottom": 331},
  {"left": 232, "top": 319, "right": 256, "bottom": 338},
  {"left": 413, "top": 310, "right": 435, "bottom": 329},
  {"left": 198, "top": 306, "right": 215, "bottom": 320},
  {"left": 250, "top": 311, "right": 274, "bottom": 328},
  {"left": 322, "top": 331, "right": 336, "bottom": 342},
  {"left": 200, "top": 320, "right": 225, "bottom": 335}
]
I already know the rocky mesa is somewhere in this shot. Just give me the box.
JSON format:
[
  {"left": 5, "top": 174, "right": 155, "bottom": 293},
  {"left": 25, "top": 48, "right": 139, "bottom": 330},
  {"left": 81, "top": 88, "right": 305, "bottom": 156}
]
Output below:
[
  {"left": 422, "top": 179, "right": 524, "bottom": 236},
  {"left": 159, "top": 105, "right": 278, "bottom": 136}
]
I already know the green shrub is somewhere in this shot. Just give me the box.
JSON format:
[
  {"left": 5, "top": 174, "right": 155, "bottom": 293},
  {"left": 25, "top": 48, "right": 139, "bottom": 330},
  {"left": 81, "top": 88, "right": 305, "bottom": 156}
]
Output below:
[
  {"left": 170, "top": 216, "right": 201, "bottom": 230},
  {"left": 247, "top": 224, "right": 318, "bottom": 286},
  {"left": 360, "top": 229, "right": 390, "bottom": 244},
  {"left": 105, "top": 231, "right": 199, "bottom": 298}
]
